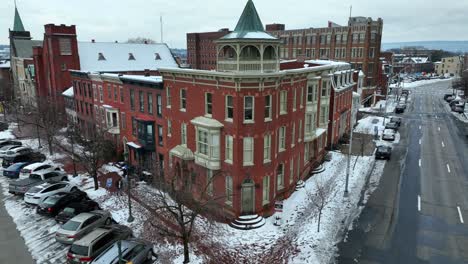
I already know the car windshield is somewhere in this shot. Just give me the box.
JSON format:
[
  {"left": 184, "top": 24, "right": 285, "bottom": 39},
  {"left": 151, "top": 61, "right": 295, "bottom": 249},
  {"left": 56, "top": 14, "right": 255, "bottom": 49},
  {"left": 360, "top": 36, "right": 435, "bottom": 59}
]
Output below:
[
  {"left": 29, "top": 174, "right": 41, "bottom": 180},
  {"left": 62, "top": 220, "right": 81, "bottom": 231},
  {"left": 378, "top": 147, "right": 390, "bottom": 152},
  {"left": 6, "top": 150, "right": 16, "bottom": 155},
  {"left": 70, "top": 245, "right": 88, "bottom": 256},
  {"left": 44, "top": 196, "right": 60, "bottom": 206},
  {"left": 63, "top": 207, "right": 75, "bottom": 214}
]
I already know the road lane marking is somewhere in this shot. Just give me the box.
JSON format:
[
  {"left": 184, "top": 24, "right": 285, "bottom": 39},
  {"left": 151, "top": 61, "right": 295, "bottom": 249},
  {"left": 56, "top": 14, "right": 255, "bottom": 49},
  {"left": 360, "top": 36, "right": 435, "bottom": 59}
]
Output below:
[
  {"left": 442, "top": 141, "right": 445, "bottom": 147},
  {"left": 419, "top": 159, "right": 421, "bottom": 167},
  {"left": 418, "top": 195, "right": 421, "bottom": 211},
  {"left": 419, "top": 125, "right": 421, "bottom": 130},
  {"left": 419, "top": 139, "right": 421, "bottom": 145},
  {"left": 447, "top": 164, "right": 451, "bottom": 173},
  {"left": 457, "top": 206, "right": 464, "bottom": 224},
  {"left": 438, "top": 127, "right": 441, "bottom": 131}
]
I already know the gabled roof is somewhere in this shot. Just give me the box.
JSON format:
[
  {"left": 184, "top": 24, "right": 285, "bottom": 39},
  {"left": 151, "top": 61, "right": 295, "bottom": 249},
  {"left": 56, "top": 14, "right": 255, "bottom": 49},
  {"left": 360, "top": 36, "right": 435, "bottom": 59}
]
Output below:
[
  {"left": 13, "top": 6, "right": 25, "bottom": 32},
  {"left": 11, "top": 39, "right": 43, "bottom": 58},
  {"left": 220, "top": 0, "right": 276, "bottom": 40},
  {"left": 76, "top": 42, "right": 178, "bottom": 72}
]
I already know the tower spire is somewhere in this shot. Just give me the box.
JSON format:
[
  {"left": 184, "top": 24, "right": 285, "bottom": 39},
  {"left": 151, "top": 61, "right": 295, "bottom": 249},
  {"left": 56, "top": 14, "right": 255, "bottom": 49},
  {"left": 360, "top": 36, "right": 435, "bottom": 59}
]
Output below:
[{"left": 13, "top": 0, "right": 26, "bottom": 32}]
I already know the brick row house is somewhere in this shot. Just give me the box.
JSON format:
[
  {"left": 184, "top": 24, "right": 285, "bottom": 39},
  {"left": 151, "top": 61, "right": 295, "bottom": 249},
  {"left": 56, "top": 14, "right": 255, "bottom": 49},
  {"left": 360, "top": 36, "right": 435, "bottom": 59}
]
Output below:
[{"left": 156, "top": 0, "right": 357, "bottom": 222}]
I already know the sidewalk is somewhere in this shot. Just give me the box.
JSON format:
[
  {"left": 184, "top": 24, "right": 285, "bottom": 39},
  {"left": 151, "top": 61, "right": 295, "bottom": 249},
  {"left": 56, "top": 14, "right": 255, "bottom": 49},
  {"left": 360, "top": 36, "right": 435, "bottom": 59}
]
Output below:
[{"left": 0, "top": 189, "right": 34, "bottom": 264}]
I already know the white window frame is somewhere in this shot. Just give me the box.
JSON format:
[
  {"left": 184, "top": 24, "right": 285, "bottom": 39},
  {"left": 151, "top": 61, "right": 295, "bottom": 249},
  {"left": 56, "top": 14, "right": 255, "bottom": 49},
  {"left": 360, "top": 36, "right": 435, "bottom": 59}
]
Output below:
[
  {"left": 226, "top": 175, "right": 233, "bottom": 205},
  {"left": 263, "top": 134, "right": 271, "bottom": 163},
  {"left": 181, "top": 123, "right": 187, "bottom": 146},
  {"left": 166, "top": 87, "right": 171, "bottom": 108},
  {"left": 225, "top": 95, "right": 234, "bottom": 121},
  {"left": 205, "top": 92, "right": 212, "bottom": 116},
  {"left": 225, "top": 135, "right": 233, "bottom": 164},
  {"left": 291, "top": 123, "right": 295, "bottom": 147},
  {"left": 277, "top": 164, "right": 284, "bottom": 191},
  {"left": 293, "top": 89, "right": 297, "bottom": 111},
  {"left": 290, "top": 158, "right": 294, "bottom": 184},
  {"left": 280, "top": 90, "right": 287, "bottom": 115},
  {"left": 264, "top": 95, "right": 272, "bottom": 121},
  {"left": 299, "top": 120, "right": 302, "bottom": 142},
  {"left": 167, "top": 120, "right": 172, "bottom": 137},
  {"left": 262, "top": 176, "right": 270, "bottom": 205},
  {"left": 300, "top": 86, "right": 304, "bottom": 108},
  {"left": 180, "top": 89, "right": 187, "bottom": 112},
  {"left": 243, "top": 137, "right": 254, "bottom": 166},
  {"left": 305, "top": 113, "right": 313, "bottom": 137},
  {"left": 244, "top": 96, "right": 254, "bottom": 123},
  {"left": 278, "top": 126, "right": 286, "bottom": 152}
]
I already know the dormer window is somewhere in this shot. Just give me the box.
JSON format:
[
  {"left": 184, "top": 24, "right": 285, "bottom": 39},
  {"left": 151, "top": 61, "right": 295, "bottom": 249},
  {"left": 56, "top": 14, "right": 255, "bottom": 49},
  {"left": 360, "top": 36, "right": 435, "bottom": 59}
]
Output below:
[
  {"left": 129, "top": 53, "right": 136, "bottom": 60},
  {"left": 98, "top": 53, "right": 106, "bottom": 61},
  {"left": 155, "top": 53, "right": 161, "bottom": 60}
]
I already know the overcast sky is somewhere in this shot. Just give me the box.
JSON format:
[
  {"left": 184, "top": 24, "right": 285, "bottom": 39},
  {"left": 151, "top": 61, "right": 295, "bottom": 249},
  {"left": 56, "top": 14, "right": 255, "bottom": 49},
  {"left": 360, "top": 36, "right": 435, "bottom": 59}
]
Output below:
[{"left": 1, "top": 0, "right": 467, "bottom": 48}]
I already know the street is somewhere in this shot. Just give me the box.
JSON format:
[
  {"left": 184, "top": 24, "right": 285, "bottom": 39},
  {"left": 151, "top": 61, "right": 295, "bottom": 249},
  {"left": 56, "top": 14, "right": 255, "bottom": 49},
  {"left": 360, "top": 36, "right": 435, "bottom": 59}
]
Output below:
[{"left": 337, "top": 79, "right": 468, "bottom": 264}]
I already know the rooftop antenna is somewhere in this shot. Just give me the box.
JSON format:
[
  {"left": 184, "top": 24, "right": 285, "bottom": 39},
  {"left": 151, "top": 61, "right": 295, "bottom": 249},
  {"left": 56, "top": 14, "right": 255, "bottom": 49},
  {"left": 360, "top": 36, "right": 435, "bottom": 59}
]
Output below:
[{"left": 160, "top": 15, "right": 163, "bottom": 43}]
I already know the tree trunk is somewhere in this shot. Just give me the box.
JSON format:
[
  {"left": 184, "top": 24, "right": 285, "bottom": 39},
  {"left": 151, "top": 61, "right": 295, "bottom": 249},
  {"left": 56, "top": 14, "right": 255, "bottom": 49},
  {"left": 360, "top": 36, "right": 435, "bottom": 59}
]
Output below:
[
  {"left": 317, "top": 209, "right": 322, "bottom": 233},
  {"left": 183, "top": 233, "right": 190, "bottom": 263},
  {"left": 48, "top": 137, "right": 53, "bottom": 156},
  {"left": 93, "top": 173, "right": 99, "bottom": 190}
]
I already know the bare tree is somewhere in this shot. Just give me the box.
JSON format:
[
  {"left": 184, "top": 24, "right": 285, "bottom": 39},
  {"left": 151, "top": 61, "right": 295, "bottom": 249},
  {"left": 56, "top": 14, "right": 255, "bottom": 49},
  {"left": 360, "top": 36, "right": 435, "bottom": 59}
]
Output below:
[
  {"left": 126, "top": 37, "right": 157, "bottom": 44},
  {"left": 140, "top": 161, "right": 225, "bottom": 263},
  {"left": 306, "top": 175, "right": 337, "bottom": 232},
  {"left": 59, "top": 126, "right": 116, "bottom": 190}
]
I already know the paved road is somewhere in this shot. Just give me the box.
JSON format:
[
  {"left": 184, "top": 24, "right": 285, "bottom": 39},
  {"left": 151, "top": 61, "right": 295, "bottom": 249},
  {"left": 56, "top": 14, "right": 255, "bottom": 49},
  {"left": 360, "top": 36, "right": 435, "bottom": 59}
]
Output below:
[
  {"left": 337, "top": 80, "right": 468, "bottom": 264},
  {"left": 0, "top": 186, "right": 34, "bottom": 264}
]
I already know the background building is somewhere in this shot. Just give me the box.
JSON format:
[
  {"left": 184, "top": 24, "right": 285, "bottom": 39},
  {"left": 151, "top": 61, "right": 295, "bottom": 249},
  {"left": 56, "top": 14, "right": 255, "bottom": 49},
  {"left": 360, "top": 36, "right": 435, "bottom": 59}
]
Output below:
[
  {"left": 434, "top": 55, "right": 464, "bottom": 76},
  {"left": 0, "top": 60, "right": 12, "bottom": 102}
]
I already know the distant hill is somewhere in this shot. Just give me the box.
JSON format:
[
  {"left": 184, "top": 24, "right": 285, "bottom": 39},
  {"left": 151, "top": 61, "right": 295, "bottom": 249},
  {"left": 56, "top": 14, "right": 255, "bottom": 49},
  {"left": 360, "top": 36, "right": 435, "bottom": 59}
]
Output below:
[{"left": 382, "top": 41, "right": 468, "bottom": 53}]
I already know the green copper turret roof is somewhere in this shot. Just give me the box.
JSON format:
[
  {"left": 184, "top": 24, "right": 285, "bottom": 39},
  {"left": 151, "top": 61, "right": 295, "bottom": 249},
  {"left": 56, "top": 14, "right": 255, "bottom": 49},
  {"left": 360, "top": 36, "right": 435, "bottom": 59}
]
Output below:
[
  {"left": 13, "top": 6, "right": 26, "bottom": 32},
  {"left": 220, "top": 0, "right": 277, "bottom": 40},
  {"left": 234, "top": 0, "right": 264, "bottom": 32}
]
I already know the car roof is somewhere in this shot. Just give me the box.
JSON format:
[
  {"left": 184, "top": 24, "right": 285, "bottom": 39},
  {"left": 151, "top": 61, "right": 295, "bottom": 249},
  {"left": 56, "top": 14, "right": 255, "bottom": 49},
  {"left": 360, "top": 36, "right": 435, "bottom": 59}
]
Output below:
[
  {"left": 92, "top": 240, "right": 139, "bottom": 263},
  {"left": 23, "top": 162, "right": 50, "bottom": 170},
  {"left": 384, "top": 129, "right": 395, "bottom": 133},
  {"left": 7, "top": 162, "right": 29, "bottom": 169},
  {"left": 74, "top": 227, "right": 111, "bottom": 246},
  {"left": 34, "top": 169, "right": 62, "bottom": 176},
  {"left": 1, "top": 145, "right": 20, "bottom": 150},
  {"left": 70, "top": 212, "right": 96, "bottom": 222},
  {"left": 10, "top": 146, "right": 29, "bottom": 151}
]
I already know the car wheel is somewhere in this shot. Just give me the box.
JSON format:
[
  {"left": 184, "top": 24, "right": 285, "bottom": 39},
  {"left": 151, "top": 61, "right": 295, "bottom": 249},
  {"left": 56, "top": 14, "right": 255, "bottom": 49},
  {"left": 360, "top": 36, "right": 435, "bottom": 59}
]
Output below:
[{"left": 105, "top": 218, "right": 112, "bottom": 225}]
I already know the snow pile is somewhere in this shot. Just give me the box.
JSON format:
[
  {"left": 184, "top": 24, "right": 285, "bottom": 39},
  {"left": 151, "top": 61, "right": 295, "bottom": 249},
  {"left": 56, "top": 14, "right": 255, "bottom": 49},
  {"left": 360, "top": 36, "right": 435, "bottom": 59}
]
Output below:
[
  {"left": 389, "top": 78, "right": 451, "bottom": 89},
  {"left": 354, "top": 115, "right": 401, "bottom": 145}
]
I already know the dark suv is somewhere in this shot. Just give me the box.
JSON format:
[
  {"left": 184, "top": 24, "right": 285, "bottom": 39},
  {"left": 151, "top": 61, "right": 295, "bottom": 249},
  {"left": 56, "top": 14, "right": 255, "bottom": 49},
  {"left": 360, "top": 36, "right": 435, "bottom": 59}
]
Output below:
[
  {"left": 37, "top": 190, "right": 89, "bottom": 217},
  {"left": 395, "top": 105, "right": 405, "bottom": 114},
  {"left": 2, "top": 152, "right": 46, "bottom": 168},
  {"left": 375, "top": 146, "right": 392, "bottom": 160}
]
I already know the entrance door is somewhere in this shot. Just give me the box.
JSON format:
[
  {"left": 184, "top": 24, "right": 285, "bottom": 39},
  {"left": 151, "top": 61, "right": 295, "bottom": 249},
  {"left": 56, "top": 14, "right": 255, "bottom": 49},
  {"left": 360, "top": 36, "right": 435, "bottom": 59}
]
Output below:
[{"left": 241, "top": 179, "right": 255, "bottom": 215}]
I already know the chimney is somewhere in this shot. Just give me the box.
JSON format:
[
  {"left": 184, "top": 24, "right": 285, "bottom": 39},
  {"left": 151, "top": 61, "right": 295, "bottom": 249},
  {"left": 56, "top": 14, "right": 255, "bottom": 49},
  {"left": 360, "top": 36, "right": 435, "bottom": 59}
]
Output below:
[
  {"left": 115, "top": 40, "right": 118, "bottom": 43},
  {"left": 144, "top": 40, "right": 148, "bottom": 44},
  {"left": 91, "top": 39, "right": 95, "bottom": 43}
]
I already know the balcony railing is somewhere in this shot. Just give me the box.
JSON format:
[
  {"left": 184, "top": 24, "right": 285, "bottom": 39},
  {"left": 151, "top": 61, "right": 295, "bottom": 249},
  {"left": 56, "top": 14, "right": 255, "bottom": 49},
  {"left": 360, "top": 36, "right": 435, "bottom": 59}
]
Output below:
[{"left": 218, "top": 59, "right": 278, "bottom": 73}]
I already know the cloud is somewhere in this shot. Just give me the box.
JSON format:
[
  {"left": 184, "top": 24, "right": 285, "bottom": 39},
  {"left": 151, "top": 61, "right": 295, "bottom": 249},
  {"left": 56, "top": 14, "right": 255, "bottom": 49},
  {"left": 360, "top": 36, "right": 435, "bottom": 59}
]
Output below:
[{"left": 1, "top": 0, "right": 467, "bottom": 48}]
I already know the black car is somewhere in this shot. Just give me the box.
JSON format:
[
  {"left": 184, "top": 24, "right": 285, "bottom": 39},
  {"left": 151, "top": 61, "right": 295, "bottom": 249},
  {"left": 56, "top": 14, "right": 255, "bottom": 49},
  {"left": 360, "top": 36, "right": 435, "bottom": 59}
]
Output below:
[
  {"left": 395, "top": 105, "right": 405, "bottom": 114},
  {"left": 37, "top": 190, "right": 89, "bottom": 217},
  {"left": 385, "top": 122, "right": 399, "bottom": 130},
  {"left": 0, "top": 140, "right": 22, "bottom": 148},
  {"left": 390, "top": 117, "right": 402, "bottom": 126},
  {"left": 2, "top": 152, "right": 46, "bottom": 168},
  {"left": 444, "top": 94, "right": 454, "bottom": 101},
  {"left": 375, "top": 146, "right": 392, "bottom": 160},
  {"left": 55, "top": 200, "right": 100, "bottom": 224}
]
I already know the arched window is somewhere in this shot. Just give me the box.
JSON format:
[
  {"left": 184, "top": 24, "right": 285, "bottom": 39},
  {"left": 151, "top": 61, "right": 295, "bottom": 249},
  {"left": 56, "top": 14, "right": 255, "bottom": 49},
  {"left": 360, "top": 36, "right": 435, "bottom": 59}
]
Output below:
[
  {"left": 240, "top": 45, "right": 260, "bottom": 60},
  {"left": 218, "top": 45, "right": 237, "bottom": 60},
  {"left": 263, "top": 46, "right": 277, "bottom": 60}
]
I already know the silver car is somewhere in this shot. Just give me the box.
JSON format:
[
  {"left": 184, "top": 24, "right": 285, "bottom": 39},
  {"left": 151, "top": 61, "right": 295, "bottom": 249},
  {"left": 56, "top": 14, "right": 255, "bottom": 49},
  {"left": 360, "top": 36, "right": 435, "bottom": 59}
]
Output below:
[
  {"left": 56, "top": 210, "right": 112, "bottom": 245},
  {"left": 90, "top": 238, "right": 156, "bottom": 264}
]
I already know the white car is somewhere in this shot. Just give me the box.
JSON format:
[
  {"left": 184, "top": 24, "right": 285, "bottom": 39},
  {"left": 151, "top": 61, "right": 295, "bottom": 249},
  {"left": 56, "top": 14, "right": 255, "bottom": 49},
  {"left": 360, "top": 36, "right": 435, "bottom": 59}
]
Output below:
[
  {"left": 19, "top": 162, "right": 61, "bottom": 179},
  {"left": 0, "top": 145, "right": 23, "bottom": 158},
  {"left": 382, "top": 129, "right": 396, "bottom": 141},
  {"left": 24, "top": 182, "right": 78, "bottom": 205}
]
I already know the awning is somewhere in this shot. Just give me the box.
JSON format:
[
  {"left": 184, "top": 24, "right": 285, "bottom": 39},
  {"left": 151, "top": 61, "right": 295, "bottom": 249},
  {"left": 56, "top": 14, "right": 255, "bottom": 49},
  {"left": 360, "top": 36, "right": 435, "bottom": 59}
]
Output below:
[
  {"left": 126, "top": 141, "right": 142, "bottom": 149},
  {"left": 190, "top": 116, "right": 223, "bottom": 128}
]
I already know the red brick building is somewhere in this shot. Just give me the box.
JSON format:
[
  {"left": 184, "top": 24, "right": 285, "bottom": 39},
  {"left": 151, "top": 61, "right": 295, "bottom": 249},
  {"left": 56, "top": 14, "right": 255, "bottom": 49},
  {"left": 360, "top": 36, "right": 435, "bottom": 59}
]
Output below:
[
  {"left": 158, "top": 0, "right": 356, "bottom": 222},
  {"left": 187, "top": 12, "right": 383, "bottom": 104}
]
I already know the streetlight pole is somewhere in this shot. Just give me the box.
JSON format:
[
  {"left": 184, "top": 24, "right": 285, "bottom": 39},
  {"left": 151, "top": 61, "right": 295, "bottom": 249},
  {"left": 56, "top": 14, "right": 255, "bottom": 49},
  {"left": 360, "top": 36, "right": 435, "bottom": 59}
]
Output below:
[{"left": 344, "top": 119, "right": 353, "bottom": 197}]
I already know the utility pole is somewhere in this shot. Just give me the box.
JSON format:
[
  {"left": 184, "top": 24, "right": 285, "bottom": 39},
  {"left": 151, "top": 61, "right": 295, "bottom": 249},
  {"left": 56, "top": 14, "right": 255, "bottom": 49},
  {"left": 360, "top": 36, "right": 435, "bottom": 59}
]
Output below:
[{"left": 124, "top": 166, "right": 134, "bottom": 223}]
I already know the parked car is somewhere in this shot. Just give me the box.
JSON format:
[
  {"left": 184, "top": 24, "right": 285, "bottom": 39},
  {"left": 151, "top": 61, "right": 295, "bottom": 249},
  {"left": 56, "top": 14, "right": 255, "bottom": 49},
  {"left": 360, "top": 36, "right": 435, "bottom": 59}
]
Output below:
[
  {"left": 90, "top": 238, "right": 156, "bottom": 264},
  {"left": 402, "top": 89, "right": 409, "bottom": 96},
  {"left": 2, "top": 152, "right": 46, "bottom": 168},
  {"left": 37, "top": 190, "right": 89, "bottom": 216},
  {"left": 0, "top": 139, "right": 21, "bottom": 148},
  {"left": 385, "top": 122, "right": 399, "bottom": 130},
  {"left": 3, "top": 146, "right": 32, "bottom": 159},
  {"left": 3, "top": 162, "right": 32, "bottom": 179},
  {"left": 0, "top": 121, "right": 8, "bottom": 131},
  {"left": 0, "top": 145, "right": 23, "bottom": 158},
  {"left": 382, "top": 129, "right": 396, "bottom": 141},
  {"left": 67, "top": 225, "right": 132, "bottom": 263},
  {"left": 8, "top": 170, "right": 68, "bottom": 195},
  {"left": 375, "top": 145, "right": 392, "bottom": 160},
  {"left": 19, "top": 162, "right": 61, "bottom": 179},
  {"left": 56, "top": 210, "right": 112, "bottom": 244},
  {"left": 24, "top": 181, "right": 77, "bottom": 205},
  {"left": 55, "top": 201, "right": 101, "bottom": 224},
  {"left": 444, "top": 94, "right": 454, "bottom": 101},
  {"left": 390, "top": 117, "right": 402, "bottom": 126},
  {"left": 395, "top": 105, "right": 405, "bottom": 114}
]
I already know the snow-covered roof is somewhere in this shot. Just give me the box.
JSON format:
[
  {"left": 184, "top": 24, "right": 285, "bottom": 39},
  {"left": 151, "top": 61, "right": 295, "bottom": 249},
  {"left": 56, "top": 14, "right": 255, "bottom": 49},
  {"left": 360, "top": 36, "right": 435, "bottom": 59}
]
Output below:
[
  {"left": 100, "top": 73, "right": 163, "bottom": 84},
  {"left": 126, "top": 142, "right": 142, "bottom": 149},
  {"left": 315, "top": 128, "right": 327, "bottom": 138},
  {"left": 0, "top": 61, "right": 10, "bottom": 68},
  {"left": 305, "top": 59, "right": 349, "bottom": 66},
  {"left": 62, "top": 87, "right": 74, "bottom": 97},
  {"left": 76, "top": 42, "right": 178, "bottom": 72},
  {"left": 221, "top": 31, "right": 277, "bottom": 40},
  {"left": 190, "top": 116, "right": 224, "bottom": 128}
]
